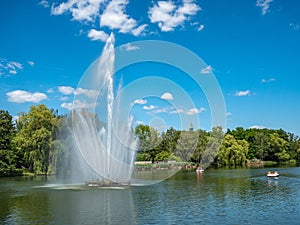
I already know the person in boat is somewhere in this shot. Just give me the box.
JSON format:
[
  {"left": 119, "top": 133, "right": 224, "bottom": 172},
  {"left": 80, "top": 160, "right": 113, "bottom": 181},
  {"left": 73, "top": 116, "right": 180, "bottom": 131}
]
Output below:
[{"left": 196, "top": 166, "right": 203, "bottom": 172}]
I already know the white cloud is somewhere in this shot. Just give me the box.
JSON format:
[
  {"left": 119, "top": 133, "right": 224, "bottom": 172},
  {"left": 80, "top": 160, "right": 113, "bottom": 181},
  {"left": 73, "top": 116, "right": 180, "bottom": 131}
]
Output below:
[
  {"left": 256, "top": 0, "right": 273, "bottom": 15},
  {"left": 61, "top": 99, "right": 95, "bottom": 110},
  {"left": 74, "top": 87, "right": 98, "bottom": 98},
  {"left": 8, "top": 61, "right": 23, "bottom": 70},
  {"left": 132, "top": 24, "right": 148, "bottom": 37},
  {"left": 100, "top": 0, "right": 147, "bottom": 36},
  {"left": 226, "top": 112, "right": 232, "bottom": 116},
  {"left": 261, "top": 78, "right": 276, "bottom": 83},
  {"left": 235, "top": 90, "right": 251, "bottom": 97},
  {"left": 186, "top": 107, "right": 205, "bottom": 115},
  {"left": 58, "top": 86, "right": 75, "bottom": 95},
  {"left": 200, "top": 65, "right": 213, "bottom": 74},
  {"left": 148, "top": 0, "right": 201, "bottom": 32},
  {"left": 197, "top": 24, "right": 204, "bottom": 31},
  {"left": 147, "top": 105, "right": 205, "bottom": 115},
  {"left": 160, "top": 92, "right": 174, "bottom": 100},
  {"left": 249, "top": 125, "right": 265, "bottom": 129},
  {"left": 122, "top": 43, "right": 140, "bottom": 51},
  {"left": 39, "top": 0, "right": 49, "bottom": 8},
  {"left": 289, "top": 23, "right": 300, "bottom": 31},
  {"left": 58, "top": 86, "right": 98, "bottom": 98},
  {"left": 0, "top": 60, "right": 23, "bottom": 76},
  {"left": 143, "top": 105, "right": 157, "bottom": 110},
  {"left": 27, "top": 61, "right": 35, "bottom": 66},
  {"left": 7, "top": 90, "right": 47, "bottom": 103},
  {"left": 133, "top": 99, "right": 147, "bottom": 105},
  {"left": 88, "top": 29, "right": 109, "bottom": 42},
  {"left": 151, "top": 106, "right": 172, "bottom": 114},
  {"left": 51, "top": 0, "right": 104, "bottom": 22},
  {"left": 135, "top": 120, "right": 144, "bottom": 125},
  {"left": 59, "top": 96, "right": 69, "bottom": 101},
  {"left": 47, "top": 88, "right": 54, "bottom": 93}
]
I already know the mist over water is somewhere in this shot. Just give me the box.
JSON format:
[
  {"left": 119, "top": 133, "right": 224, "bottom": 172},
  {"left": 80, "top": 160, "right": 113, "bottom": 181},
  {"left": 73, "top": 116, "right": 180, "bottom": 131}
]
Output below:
[{"left": 59, "top": 33, "right": 138, "bottom": 184}]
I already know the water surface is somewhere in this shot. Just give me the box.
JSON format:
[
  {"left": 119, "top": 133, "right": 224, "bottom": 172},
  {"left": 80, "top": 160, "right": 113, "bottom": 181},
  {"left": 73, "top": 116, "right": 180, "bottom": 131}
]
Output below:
[{"left": 0, "top": 167, "right": 299, "bottom": 224}]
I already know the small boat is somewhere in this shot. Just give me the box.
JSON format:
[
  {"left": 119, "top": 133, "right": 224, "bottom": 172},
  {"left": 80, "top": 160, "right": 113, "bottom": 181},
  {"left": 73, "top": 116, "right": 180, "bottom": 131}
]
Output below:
[
  {"left": 267, "top": 171, "right": 279, "bottom": 177},
  {"left": 196, "top": 167, "right": 204, "bottom": 173}
]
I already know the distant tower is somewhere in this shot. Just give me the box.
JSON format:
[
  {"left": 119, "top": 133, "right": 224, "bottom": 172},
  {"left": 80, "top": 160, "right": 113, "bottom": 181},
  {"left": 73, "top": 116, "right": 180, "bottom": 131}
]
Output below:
[{"left": 189, "top": 122, "right": 194, "bottom": 131}]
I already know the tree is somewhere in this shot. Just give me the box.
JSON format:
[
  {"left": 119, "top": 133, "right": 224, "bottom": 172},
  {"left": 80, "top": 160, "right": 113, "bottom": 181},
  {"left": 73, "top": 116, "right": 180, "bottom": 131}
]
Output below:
[
  {"left": 0, "top": 110, "right": 18, "bottom": 176},
  {"left": 191, "top": 129, "right": 208, "bottom": 163},
  {"left": 135, "top": 125, "right": 161, "bottom": 163},
  {"left": 202, "top": 126, "right": 224, "bottom": 167},
  {"left": 174, "top": 130, "right": 199, "bottom": 162},
  {"left": 269, "top": 133, "right": 289, "bottom": 163},
  {"left": 13, "top": 105, "right": 58, "bottom": 174},
  {"left": 217, "top": 134, "right": 249, "bottom": 166}
]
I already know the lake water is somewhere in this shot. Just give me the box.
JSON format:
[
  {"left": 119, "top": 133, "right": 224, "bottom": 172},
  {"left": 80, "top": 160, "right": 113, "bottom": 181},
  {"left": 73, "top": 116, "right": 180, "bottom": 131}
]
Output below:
[{"left": 0, "top": 167, "right": 299, "bottom": 224}]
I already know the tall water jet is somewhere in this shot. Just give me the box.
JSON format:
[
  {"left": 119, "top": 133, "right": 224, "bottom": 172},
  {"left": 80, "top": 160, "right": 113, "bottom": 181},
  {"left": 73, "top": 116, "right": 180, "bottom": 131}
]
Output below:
[{"left": 65, "top": 33, "right": 138, "bottom": 185}]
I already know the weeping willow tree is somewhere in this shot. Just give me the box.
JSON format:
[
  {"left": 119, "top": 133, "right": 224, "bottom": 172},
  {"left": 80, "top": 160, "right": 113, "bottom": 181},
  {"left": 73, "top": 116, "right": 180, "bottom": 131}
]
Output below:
[
  {"left": 13, "top": 104, "right": 58, "bottom": 174},
  {"left": 217, "top": 134, "right": 249, "bottom": 166}
]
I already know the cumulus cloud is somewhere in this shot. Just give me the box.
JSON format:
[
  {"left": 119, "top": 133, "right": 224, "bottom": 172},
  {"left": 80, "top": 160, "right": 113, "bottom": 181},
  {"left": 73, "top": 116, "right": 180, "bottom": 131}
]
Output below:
[
  {"left": 7, "top": 90, "right": 47, "bottom": 103},
  {"left": 249, "top": 125, "right": 265, "bottom": 129},
  {"left": 160, "top": 92, "right": 174, "bottom": 100},
  {"left": 135, "top": 120, "right": 144, "bottom": 125},
  {"left": 133, "top": 99, "right": 147, "bottom": 105},
  {"left": 58, "top": 86, "right": 98, "bottom": 98},
  {"left": 122, "top": 43, "right": 140, "bottom": 51},
  {"left": 200, "top": 65, "right": 213, "bottom": 74},
  {"left": 51, "top": 0, "right": 104, "bottom": 22},
  {"left": 61, "top": 99, "right": 95, "bottom": 110},
  {"left": 100, "top": 0, "right": 147, "bottom": 35},
  {"left": 145, "top": 105, "right": 205, "bottom": 115},
  {"left": 143, "top": 105, "right": 157, "bottom": 110},
  {"left": 47, "top": 88, "right": 54, "bottom": 93},
  {"left": 256, "top": 0, "right": 273, "bottom": 15},
  {"left": 185, "top": 107, "right": 205, "bottom": 115},
  {"left": 59, "top": 96, "right": 69, "bottom": 101},
  {"left": 74, "top": 87, "right": 98, "bottom": 98},
  {"left": 39, "top": 0, "right": 49, "bottom": 8},
  {"left": 235, "top": 90, "right": 251, "bottom": 97},
  {"left": 58, "top": 86, "right": 75, "bottom": 95},
  {"left": 88, "top": 29, "right": 109, "bottom": 42},
  {"left": 51, "top": 0, "right": 147, "bottom": 36},
  {"left": 148, "top": 0, "right": 201, "bottom": 32}
]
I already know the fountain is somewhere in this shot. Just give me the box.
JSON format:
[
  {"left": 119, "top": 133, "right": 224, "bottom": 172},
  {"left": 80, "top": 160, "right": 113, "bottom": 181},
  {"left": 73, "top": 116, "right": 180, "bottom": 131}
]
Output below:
[{"left": 66, "top": 33, "right": 138, "bottom": 186}]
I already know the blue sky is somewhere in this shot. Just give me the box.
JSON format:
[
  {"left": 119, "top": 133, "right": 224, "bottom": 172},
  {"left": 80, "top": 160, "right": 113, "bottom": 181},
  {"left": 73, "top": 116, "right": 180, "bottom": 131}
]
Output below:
[{"left": 0, "top": 0, "right": 300, "bottom": 134}]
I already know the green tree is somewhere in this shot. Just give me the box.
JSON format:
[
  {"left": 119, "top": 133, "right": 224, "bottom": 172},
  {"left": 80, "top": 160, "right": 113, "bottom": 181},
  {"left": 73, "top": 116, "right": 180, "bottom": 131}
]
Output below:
[
  {"left": 13, "top": 105, "right": 58, "bottom": 174},
  {"left": 0, "top": 110, "right": 18, "bottom": 176},
  {"left": 191, "top": 129, "right": 208, "bottom": 163},
  {"left": 202, "top": 126, "right": 224, "bottom": 167},
  {"left": 217, "top": 134, "right": 249, "bottom": 166},
  {"left": 174, "top": 130, "right": 199, "bottom": 162},
  {"left": 135, "top": 125, "right": 161, "bottom": 163},
  {"left": 269, "top": 133, "right": 290, "bottom": 163}
]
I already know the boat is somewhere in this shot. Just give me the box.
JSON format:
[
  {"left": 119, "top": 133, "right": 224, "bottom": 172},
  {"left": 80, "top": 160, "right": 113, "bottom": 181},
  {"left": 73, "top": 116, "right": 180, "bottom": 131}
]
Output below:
[
  {"left": 196, "top": 167, "right": 204, "bottom": 173},
  {"left": 267, "top": 171, "right": 279, "bottom": 177}
]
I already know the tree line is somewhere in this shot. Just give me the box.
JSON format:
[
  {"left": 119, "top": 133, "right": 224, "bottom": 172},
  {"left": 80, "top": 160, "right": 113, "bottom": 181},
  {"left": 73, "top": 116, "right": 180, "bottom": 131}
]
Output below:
[{"left": 0, "top": 105, "right": 299, "bottom": 176}]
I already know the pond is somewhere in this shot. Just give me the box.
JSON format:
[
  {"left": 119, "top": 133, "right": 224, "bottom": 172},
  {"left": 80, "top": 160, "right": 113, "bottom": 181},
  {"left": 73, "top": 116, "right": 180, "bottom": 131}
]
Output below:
[{"left": 0, "top": 167, "right": 299, "bottom": 224}]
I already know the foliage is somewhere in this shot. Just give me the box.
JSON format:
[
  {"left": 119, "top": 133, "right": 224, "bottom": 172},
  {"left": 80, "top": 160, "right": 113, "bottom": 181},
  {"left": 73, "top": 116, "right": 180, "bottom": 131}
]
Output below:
[
  {"left": 0, "top": 110, "right": 19, "bottom": 176},
  {"left": 1, "top": 104, "right": 300, "bottom": 177},
  {"left": 12, "top": 105, "right": 58, "bottom": 174}
]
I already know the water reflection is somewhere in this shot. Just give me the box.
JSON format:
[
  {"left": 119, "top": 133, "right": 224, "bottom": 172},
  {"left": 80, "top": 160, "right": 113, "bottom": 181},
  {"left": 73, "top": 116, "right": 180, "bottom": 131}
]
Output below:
[{"left": 0, "top": 167, "right": 299, "bottom": 224}]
